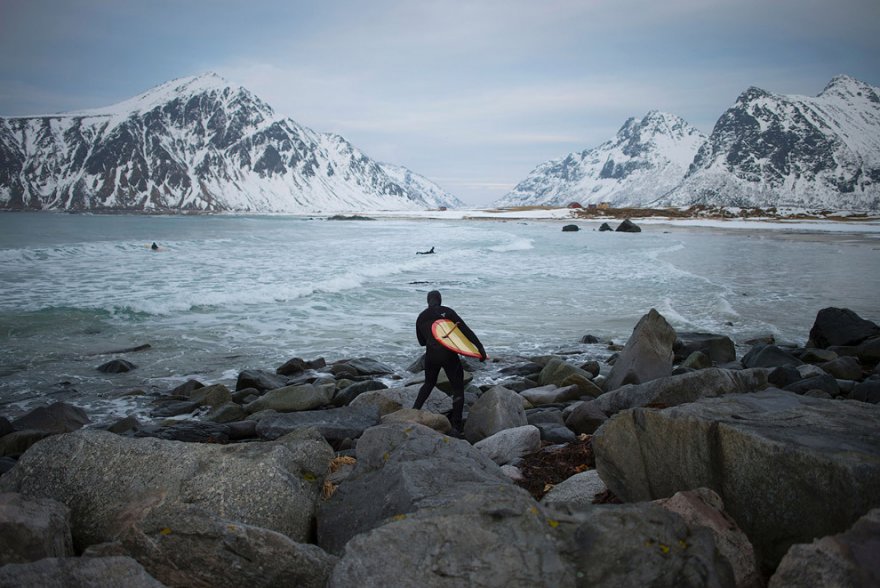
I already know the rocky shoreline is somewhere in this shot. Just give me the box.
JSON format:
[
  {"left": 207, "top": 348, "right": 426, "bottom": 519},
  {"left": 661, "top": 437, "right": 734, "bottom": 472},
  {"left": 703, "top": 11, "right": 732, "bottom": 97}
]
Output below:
[{"left": 1, "top": 306, "right": 879, "bottom": 586}]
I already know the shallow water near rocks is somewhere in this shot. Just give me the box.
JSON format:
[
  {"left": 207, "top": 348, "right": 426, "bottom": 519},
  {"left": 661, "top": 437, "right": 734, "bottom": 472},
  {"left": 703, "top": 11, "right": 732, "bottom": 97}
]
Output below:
[{"left": 1, "top": 212, "right": 878, "bottom": 423}]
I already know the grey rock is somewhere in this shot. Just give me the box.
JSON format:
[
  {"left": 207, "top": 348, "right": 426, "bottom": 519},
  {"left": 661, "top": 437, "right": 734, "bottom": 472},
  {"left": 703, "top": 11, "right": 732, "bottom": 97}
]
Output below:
[
  {"left": 0, "top": 428, "right": 333, "bottom": 549},
  {"left": 768, "top": 365, "right": 802, "bottom": 388},
  {"left": 796, "top": 363, "right": 827, "bottom": 379},
  {"left": 463, "top": 386, "right": 528, "bottom": 444},
  {"left": 205, "top": 401, "right": 247, "bottom": 423},
  {"left": 473, "top": 425, "right": 541, "bottom": 465},
  {"left": 149, "top": 398, "right": 200, "bottom": 418},
  {"left": 0, "top": 418, "right": 12, "bottom": 438},
  {"left": 552, "top": 502, "right": 735, "bottom": 586},
  {"left": 276, "top": 356, "right": 309, "bottom": 376},
  {"left": 742, "top": 344, "right": 803, "bottom": 369},
  {"left": 0, "top": 492, "right": 73, "bottom": 564},
  {"left": 11, "top": 402, "right": 90, "bottom": 434},
  {"left": 818, "top": 356, "right": 863, "bottom": 381},
  {"left": 798, "top": 348, "right": 838, "bottom": 363},
  {"left": 87, "top": 505, "right": 337, "bottom": 588},
  {"left": 348, "top": 390, "right": 405, "bottom": 416},
  {"left": 316, "top": 423, "right": 510, "bottom": 555},
  {"left": 187, "top": 383, "right": 231, "bottom": 408},
  {"left": 357, "top": 383, "right": 452, "bottom": 415},
  {"left": 857, "top": 336, "right": 880, "bottom": 365},
  {"left": 328, "top": 482, "right": 572, "bottom": 588},
  {"left": 540, "top": 469, "right": 607, "bottom": 510},
  {"left": 680, "top": 350, "right": 712, "bottom": 370},
  {"left": 604, "top": 308, "right": 677, "bottom": 391},
  {"left": 135, "top": 420, "right": 232, "bottom": 443},
  {"left": 656, "top": 488, "right": 762, "bottom": 588},
  {"left": 0, "top": 430, "right": 53, "bottom": 458},
  {"left": 380, "top": 408, "right": 451, "bottom": 433},
  {"left": 769, "top": 508, "right": 880, "bottom": 588},
  {"left": 167, "top": 379, "right": 204, "bottom": 396},
  {"left": 0, "top": 556, "right": 165, "bottom": 588},
  {"left": 592, "top": 390, "right": 880, "bottom": 570},
  {"left": 342, "top": 357, "right": 396, "bottom": 375},
  {"left": 333, "top": 379, "right": 388, "bottom": 407},
  {"left": 783, "top": 373, "right": 840, "bottom": 396},
  {"left": 520, "top": 384, "right": 583, "bottom": 405},
  {"left": 674, "top": 332, "right": 737, "bottom": 364},
  {"left": 564, "top": 400, "right": 608, "bottom": 435},
  {"left": 245, "top": 382, "right": 334, "bottom": 414},
  {"left": 562, "top": 223, "right": 579, "bottom": 231},
  {"left": 850, "top": 378, "right": 880, "bottom": 403},
  {"left": 255, "top": 405, "right": 380, "bottom": 444},
  {"left": 808, "top": 307, "right": 880, "bottom": 348},
  {"left": 235, "top": 369, "right": 288, "bottom": 392},
  {"left": 593, "top": 367, "right": 769, "bottom": 415}
]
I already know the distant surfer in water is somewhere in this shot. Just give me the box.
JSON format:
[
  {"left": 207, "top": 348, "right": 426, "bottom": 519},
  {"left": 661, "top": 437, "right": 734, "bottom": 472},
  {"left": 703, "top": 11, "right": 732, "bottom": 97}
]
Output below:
[
  {"left": 150, "top": 242, "right": 159, "bottom": 251},
  {"left": 413, "top": 290, "right": 486, "bottom": 437},
  {"left": 416, "top": 246, "right": 435, "bottom": 255}
]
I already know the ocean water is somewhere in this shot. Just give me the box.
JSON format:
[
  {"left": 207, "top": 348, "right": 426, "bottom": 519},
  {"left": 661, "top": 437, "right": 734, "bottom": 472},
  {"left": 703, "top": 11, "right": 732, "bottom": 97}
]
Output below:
[{"left": 1, "top": 212, "right": 878, "bottom": 422}]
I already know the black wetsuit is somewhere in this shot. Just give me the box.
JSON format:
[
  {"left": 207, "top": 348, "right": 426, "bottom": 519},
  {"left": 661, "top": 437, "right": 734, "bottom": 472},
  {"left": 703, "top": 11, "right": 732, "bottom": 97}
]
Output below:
[{"left": 413, "top": 302, "right": 485, "bottom": 430}]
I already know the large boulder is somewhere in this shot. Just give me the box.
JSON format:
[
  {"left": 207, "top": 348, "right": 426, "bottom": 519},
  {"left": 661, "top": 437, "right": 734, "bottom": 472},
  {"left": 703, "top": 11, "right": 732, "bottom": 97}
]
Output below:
[
  {"left": 615, "top": 218, "right": 642, "bottom": 232},
  {"left": 655, "top": 488, "right": 762, "bottom": 588},
  {"left": 462, "top": 386, "right": 528, "bottom": 443},
  {"left": 551, "top": 502, "right": 735, "bottom": 586},
  {"left": 0, "top": 556, "right": 164, "bottom": 588},
  {"left": 769, "top": 508, "right": 880, "bottom": 588},
  {"left": 818, "top": 356, "right": 863, "bottom": 381},
  {"left": 538, "top": 358, "right": 602, "bottom": 397},
  {"left": 85, "top": 505, "right": 337, "bottom": 588},
  {"left": 0, "top": 428, "right": 333, "bottom": 550},
  {"left": 742, "top": 344, "right": 803, "bottom": 369},
  {"left": 380, "top": 408, "right": 451, "bottom": 433},
  {"left": 473, "top": 425, "right": 541, "bottom": 465},
  {"left": 564, "top": 400, "right": 608, "bottom": 435},
  {"left": 593, "top": 367, "right": 769, "bottom": 415},
  {"left": 328, "top": 483, "right": 572, "bottom": 588},
  {"left": 316, "top": 423, "right": 510, "bottom": 555},
  {"left": 351, "top": 383, "right": 451, "bottom": 415},
  {"left": 808, "top": 307, "right": 880, "bottom": 348},
  {"left": 520, "top": 384, "right": 584, "bottom": 406},
  {"left": 604, "top": 309, "right": 677, "bottom": 391},
  {"left": 0, "top": 492, "right": 73, "bottom": 564},
  {"left": 254, "top": 405, "right": 380, "bottom": 444},
  {"left": 235, "top": 369, "right": 288, "bottom": 392},
  {"left": 592, "top": 390, "right": 880, "bottom": 570}
]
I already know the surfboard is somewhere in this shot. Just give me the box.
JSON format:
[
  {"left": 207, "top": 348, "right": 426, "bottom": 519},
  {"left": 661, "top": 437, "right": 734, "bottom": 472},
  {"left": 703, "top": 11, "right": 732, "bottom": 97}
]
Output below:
[{"left": 431, "top": 319, "right": 484, "bottom": 359}]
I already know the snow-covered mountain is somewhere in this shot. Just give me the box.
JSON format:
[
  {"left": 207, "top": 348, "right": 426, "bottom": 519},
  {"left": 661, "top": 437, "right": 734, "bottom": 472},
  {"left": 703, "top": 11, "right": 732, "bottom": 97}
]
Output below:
[
  {"left": 659, "top": 75, "right": 880, "bottom": 210},
  {"left": 0, "top": 73, "right": 464, "bottom": 212},
  {"left": 495, "top": 111, "right": 707, "bottom": 207}
]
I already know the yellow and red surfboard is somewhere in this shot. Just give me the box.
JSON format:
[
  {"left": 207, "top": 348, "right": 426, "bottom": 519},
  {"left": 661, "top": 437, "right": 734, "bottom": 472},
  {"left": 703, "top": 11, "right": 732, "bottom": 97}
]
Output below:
[{"left": 431, "top": 319, "right": 484, "bottom": 359}]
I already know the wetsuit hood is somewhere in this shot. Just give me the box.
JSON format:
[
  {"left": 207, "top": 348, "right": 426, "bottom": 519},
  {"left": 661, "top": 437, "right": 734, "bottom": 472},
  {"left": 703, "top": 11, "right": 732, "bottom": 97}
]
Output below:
[{"left": 427, "top": 290, "right": 442, "bottom": 307}]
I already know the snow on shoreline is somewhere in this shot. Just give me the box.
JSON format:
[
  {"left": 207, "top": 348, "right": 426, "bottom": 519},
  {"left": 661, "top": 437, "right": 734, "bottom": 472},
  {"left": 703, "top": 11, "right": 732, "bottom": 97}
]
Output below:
[{"left": 365, "top": 208, "right": 880, "bottom": 234}]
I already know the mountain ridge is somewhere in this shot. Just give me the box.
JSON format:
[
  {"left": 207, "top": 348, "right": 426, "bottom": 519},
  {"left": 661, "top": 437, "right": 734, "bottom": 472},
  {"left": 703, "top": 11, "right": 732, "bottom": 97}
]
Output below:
[{"left": 0, "top": 73, "right": 464, "bottom": 212}]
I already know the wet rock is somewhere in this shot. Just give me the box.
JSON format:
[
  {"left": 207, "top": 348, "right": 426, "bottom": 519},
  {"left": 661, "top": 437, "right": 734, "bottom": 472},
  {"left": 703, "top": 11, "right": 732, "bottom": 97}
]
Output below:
[
  {"left": 680, "top": 350, "right": 712, "bottom": 370},
  {"left": 561, "top": 224, "right": 579, "bottom": 232},
  {"left": 849, "top": 378, "right": 880, "bottom": 403},
  {"left": 783, "top": 373, "right": 840, "bottom": 396},
  {"left": 0, "top": 418, "right": 12, "bottom": 438},
  {"left": 149, "top": 398, "right": 200, "bottom": 418},
  {"left": 205, "top": 401, "right": 248, "bottom": 423},
  {"left": 235, "top": 369, "right": 288, "bottom": 392},
  {"left": 604, "top": 308, "right": 676, "bottom": 391},
  {"left": 808, "top": 307, "right": 880, "bottom": 348},
  {"left": 593, "top": 390, "right": 880, "bottom": 570},
  {"left": 615, "top": 218, "right": 642, "bottom": 232},
  {"left": 11, "top": 402, "right": 90, "bottom": 434},
  {"left": 0, "top": 430, "right": 53, "bottom": 458},
  {"left": 97, "top": 359, "right": 137, "bottom": 373},
  {"left": 797, "top": 348, "right": 838, "bottom": 364},
  {"left": 674, "top": 332, "right": 737, "bottom": 364},
  {"left": 276, "top": 357, "right": 309, "bottom": 376},
  {"left": 341, "top": 357, "right": 395, "bottom": 376},
  {"left": 768, "top": 365, "right": 802, "bottom": 388},
  {"left": 136, "top": 420, "right": 232, "bottom": 443},
  {"left": 520, "top": 384, "right": 583, "bottom": 405},
  {"left": 167, "top": 379, "right": 204, "bottom": 396},
  {"left": 599, "top": 222, "right": 613, "bottom": 231},
  {"left": 0, "top": 492, "right": 73, "bottom": 564}
]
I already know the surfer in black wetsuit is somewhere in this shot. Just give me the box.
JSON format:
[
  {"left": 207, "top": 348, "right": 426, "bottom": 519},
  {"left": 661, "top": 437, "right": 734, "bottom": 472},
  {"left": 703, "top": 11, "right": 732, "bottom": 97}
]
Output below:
[
  {"left": 413, "top": 290, "right": 486, "bottom": 437},
  {"left": 417, "top": 246, "right": 435, "bottom": 255}
]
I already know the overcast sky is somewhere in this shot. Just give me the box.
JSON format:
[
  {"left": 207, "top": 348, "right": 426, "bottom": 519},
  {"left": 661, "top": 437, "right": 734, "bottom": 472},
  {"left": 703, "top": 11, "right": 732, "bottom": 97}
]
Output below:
[{"left": 2, "top": 0, "right": 878, "bottom": 205}]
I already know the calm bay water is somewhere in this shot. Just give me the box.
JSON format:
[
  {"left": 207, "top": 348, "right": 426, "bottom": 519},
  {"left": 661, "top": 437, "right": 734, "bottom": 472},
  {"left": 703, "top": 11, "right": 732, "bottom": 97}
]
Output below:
[{"left": 1, "top": 212, "right": 878, "bottom": 422}]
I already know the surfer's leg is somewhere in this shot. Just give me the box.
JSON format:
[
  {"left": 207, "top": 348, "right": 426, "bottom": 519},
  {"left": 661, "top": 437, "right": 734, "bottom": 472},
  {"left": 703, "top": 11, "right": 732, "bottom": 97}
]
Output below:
[
  {"left": 445, "top": 358, "right": 466, "bottom": 431},
  {"left": 414, "top": 358, "right": 441, "bottom": 410}
]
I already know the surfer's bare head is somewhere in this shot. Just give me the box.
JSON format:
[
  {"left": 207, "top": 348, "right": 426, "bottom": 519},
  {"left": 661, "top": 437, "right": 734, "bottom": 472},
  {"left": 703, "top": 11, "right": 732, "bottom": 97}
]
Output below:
[{"left": 427, "top": 290, "right": 442, "bottom": 307}]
